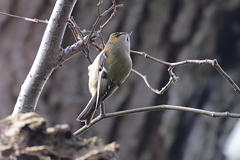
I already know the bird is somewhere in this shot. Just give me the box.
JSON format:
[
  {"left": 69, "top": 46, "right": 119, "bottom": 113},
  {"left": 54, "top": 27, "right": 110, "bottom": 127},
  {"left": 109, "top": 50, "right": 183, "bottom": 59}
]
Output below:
[{"left": 77, "top": 32, "right": 133, "bottom": 126}]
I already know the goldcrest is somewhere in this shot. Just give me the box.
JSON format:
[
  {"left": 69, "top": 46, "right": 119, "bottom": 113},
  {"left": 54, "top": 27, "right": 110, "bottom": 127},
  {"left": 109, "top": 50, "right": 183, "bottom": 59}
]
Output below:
[{"left": 77, "top": 32, "right": 133, "bottom": 126}]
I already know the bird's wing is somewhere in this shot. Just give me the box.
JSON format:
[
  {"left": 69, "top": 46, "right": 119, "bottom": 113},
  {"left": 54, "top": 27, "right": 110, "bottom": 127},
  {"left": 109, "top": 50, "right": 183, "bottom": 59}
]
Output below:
[{"left": 95, "top": 52, "right": 119, "bottom": 108}]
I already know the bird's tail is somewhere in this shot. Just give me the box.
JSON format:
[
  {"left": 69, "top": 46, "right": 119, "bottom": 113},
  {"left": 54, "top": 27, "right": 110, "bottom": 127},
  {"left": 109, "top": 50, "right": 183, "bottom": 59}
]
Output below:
[{"left": 77, "top": 96, "right": 97, "bottom": 126}]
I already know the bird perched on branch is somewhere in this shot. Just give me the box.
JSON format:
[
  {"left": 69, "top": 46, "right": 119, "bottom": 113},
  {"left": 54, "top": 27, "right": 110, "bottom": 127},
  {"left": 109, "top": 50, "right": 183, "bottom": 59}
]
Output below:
[{"left": 77, "top": 32, "right": 133, "bottom": 126}]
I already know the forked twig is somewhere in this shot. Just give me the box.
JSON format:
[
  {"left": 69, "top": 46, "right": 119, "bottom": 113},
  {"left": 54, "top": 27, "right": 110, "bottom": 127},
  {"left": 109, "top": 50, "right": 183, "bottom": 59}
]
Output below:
[
  {"left": 67, "top": 19, "right": 78, "bottom": 42},
  {"left": 99, "top": 0, "right": 117, "bottom": 33},
  {"left": 130, "top": 50, "right": 240, "bottom": 96},
  {"left": 67, "top": 17, "right": 95, "bottom": 64},
  {"left": 68, "top": 17, "right": 85, "bottom": 42},
  {"left": 131, "top": 67, "right": 178, "bottom": 95},
  {"left": 86, "top": 0, "right": 123, "bottom": 45}
]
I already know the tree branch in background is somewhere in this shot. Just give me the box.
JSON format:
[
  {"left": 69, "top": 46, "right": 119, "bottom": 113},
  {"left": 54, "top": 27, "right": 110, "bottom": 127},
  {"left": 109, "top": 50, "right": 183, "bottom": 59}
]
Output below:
[
  {"left": 73, "top": 104, "right": 240, "bottom": 136},
  {"left": 0, "top": 11, "right": 49, "bottom": 24},
  {"left": 99, "top": 1, "right": 117, "bottom": 33},
  {"left": 68, "top": 17, "right": 85, "bottom": 42},
  {"left": 86, "top": 0, "right": 123, "bottom": 46},
  {"left": 68, "top": 17, "right": 94, "bottom": 64},
  {"left": 131, "top": 50, "right": 240, "bottom": 96},
  {"left": 11, "top": 0, "right": 94, "bottom": 115},
  {"left": 58, "top": 32, "right": 99, "bottom": 65},
  {"left": 131, "top": 67, "right": 178, "bottom": 95}
]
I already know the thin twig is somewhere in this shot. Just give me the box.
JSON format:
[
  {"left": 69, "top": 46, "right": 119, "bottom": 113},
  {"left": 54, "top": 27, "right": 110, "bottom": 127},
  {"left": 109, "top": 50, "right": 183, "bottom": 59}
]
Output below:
[
  {"left": 67, "top": 19, "right": 78, "bottom": 41},
  {"left": 86, "top": 1, "right": 123, "bottom": 45},
  {"left": 0, "top": 11, "right": 48, "bottom": 24},
  {"left": 131, "top": 50, "right": 240, "bottom": 96},
  {"left": 131, "top": 68, "right": 178, "bottom": 94},
  {"left": 130, "top": 50, "right": 168, "bottom": 65},
  {"left": 84, "top": 47, "right": 93, "bottom": 64},
  {"left": 98, "top": 32, "right": 105, "bottom": 49},
  {"left": 67, "top": 17, "right": 98, "bottom": 64},
  {"left": 73, "top": 104, "right": 240, "bottom": 136},
  {"left": 91, "top": 42, "right": 102, "bottom": 51},
  {"left": 68, "top": 17, "right": 85, "bottom": 41},
  {"left": 213, "top": 60, "right": 240, "bottom": 95},
  {"left": 98, "top": 1, "right": 119, "bottom": 33},
  {"left": 59, "top": 32, "right": 99, "bottom": 65},
  {"left": 131, "top": 50, "right": 214, "bottom": 66}
]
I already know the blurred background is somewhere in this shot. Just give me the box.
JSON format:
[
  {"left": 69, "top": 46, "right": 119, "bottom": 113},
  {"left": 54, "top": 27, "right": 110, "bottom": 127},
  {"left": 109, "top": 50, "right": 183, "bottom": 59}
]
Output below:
[{"left": 1, "top": 0, "right": 240, "bottom": 160}]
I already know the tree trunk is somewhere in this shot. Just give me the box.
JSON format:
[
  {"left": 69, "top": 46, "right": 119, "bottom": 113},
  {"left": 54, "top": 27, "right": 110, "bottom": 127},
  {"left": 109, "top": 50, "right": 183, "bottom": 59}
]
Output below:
[{"left": 0, "top": 0, "right": 240, "bottom": 160}]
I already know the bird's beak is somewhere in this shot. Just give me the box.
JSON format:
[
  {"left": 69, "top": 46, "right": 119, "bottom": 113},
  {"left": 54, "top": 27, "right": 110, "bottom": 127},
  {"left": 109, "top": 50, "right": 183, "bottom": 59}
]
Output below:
[{"left": 128, "top": 31, "right": 133, "bottom": 36}]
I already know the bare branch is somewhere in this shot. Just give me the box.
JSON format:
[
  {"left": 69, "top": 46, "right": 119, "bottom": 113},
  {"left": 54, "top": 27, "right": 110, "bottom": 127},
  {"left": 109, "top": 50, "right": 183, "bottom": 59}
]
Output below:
[
  {"left": 67, "top": 18, "right": 95, "bottom": 64},
  {"left": 59, "top": 33, "right": 99, "bottom": 66},
  {"left": 213, "top": 60, "right": 240, "bottom": 95},
  {"left": 98, "top": 32, "right": 105, "bottom": 49},
  {"left": 130, "top": 50, "right": 168, "bottom": 65},
  {"left": 98, "top": 1, "right": 122, "bottom": 33},
  {"left": 131, "top": 50, "right": 240, "bottom": 96},
  {"left": 0, "top": 11, "right": 48, "bottom": 24},
  {"left": 68, "top": 17, "right": 85, "bottom": 41},
  {"left": 131, "top": 68, "right": 178, "bottom": 94},
  {"left": 67, "top": 19, "right": 79, "bottom": 42},
  {"left": 91, "top": 42, "right": 102, "bottom": 51},
  {"left": 12, "top": 0, "right": 77, "bottom": 115},
  {"left": 73, "top": 104, "right": 240, "bottom": 136},
  {"left": 86, "top": 0, "right": 123, "bottom": 45}
]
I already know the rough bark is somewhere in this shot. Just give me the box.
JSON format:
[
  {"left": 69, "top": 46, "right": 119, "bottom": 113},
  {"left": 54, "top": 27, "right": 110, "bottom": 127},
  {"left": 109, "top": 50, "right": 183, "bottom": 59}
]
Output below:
[
  {"left": 0, "top": 0, "right": 240, "bottom": 160},
  {"left": 0, "top": 113, "right": 119, "bottom": 160}
]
